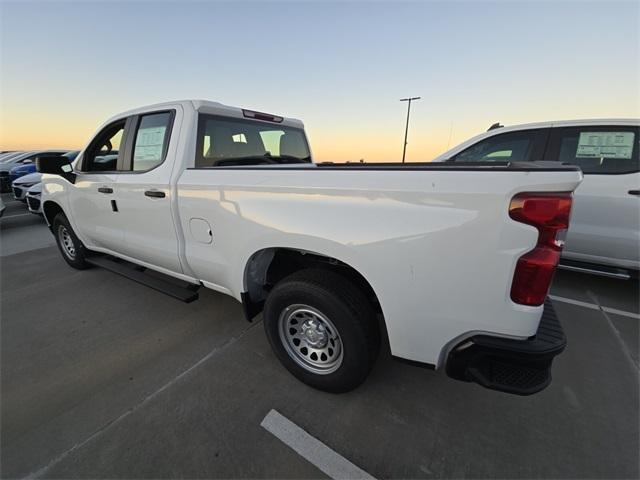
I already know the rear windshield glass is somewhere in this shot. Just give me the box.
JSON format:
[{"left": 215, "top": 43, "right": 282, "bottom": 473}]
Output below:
[{"left": 195, "top": 114, "right": 311, "bottom": 167}]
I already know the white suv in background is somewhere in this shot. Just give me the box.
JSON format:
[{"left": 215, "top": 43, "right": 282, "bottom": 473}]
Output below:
[{"left": 434, "top": 119, "right": 639, "bottom": 278}]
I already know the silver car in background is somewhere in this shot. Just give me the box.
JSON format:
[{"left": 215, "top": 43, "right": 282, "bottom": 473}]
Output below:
[
  {"left": 433, "top": 119, "right": 639, "bottom": 279},
  {"left": 12, "top": 172, "right": 41, "bottom": 201}
]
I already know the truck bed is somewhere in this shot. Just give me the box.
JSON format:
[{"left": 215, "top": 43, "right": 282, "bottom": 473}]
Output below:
[{"left": 189, "top": 160, "right": 581, "bottom": 172}]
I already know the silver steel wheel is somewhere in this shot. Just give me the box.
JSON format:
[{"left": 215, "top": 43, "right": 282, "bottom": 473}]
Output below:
[
  {"left": 58, "top": 225, "right": 76, "bottom": 260},
  {"left": 278, "top": 304, "right": 344, "bottom": 375}
]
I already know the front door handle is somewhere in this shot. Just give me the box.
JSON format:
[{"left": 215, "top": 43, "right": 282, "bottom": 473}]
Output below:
[
  {"left": 628, "top": 190, "right": 640, "bottom": 196},
  {"left": 145, "top": 190, "right": 166, "bottom": 198},
  {"left": 98, "top": 187, "right": 113, "bottom": 194}
]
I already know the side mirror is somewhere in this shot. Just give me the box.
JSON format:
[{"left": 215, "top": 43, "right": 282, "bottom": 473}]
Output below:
[
  {"left": 36, "top": 155, "right": 76, "bottom": 183},
  {"left": 22, "top": 159, "right": 34, "bottom": 164}
]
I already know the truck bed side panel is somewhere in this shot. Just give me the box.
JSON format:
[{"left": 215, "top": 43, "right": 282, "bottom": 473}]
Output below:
[{"left": 176, "top": 168, "right": 582, "bottom": 366}]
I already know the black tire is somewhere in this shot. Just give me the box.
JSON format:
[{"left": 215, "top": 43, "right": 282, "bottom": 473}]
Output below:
[
  {"left": 263, "top": 268, "right": 380, "bottom": 393},
  {"left": 52, "top": 212, "right": 90, "bottom": 269}
]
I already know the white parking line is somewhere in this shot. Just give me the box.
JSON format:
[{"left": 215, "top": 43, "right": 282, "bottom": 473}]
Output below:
[
  {"left": 549, "top": 295, "right": 640, "bottom": 320},
  {"left": 261, "top": 409, "right": 375, "bottom": 480},
  {"left": 23, "top": 324, "right": 259, "bottom": 479}
]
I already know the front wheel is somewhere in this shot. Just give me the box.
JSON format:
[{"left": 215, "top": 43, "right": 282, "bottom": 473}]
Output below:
[
  {"left": 53, "top": 212, "right": 90, "bottom": 269},
  {"left": 263, "top": 269, "right": 380, "bottom": 393}
]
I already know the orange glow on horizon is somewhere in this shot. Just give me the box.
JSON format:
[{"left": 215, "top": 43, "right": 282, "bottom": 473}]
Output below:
[{"left": 0, "top": 112, "right": 455, "bottom": 162}]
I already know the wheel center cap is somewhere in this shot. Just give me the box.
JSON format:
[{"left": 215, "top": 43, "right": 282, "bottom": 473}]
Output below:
[{"left": 302, "top": 319, "right": 328, "bottom": 348}]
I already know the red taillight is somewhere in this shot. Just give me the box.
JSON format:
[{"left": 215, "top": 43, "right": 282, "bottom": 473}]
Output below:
[{"left": 509, "top": 192, "right": 573, "bottom": 306}]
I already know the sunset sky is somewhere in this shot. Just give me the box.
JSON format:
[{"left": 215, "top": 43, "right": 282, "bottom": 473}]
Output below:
[{"left": 1, "top": 1, "right": 638, "bottom": 162}]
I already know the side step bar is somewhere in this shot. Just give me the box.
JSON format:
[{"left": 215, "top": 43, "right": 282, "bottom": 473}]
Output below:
[
  {"left": 86, "top": 255, "right": 200, "bottom": 303},
  {"left": 558, "top": 259, "right": 634, "bottom": 280}
]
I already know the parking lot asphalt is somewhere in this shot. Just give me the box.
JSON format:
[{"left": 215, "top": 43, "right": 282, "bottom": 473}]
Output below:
[{"left": 1, "top": 193, "right": 638, "bottom": 479}]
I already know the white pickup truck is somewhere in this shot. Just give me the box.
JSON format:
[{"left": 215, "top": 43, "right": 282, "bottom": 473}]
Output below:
[{"left": 38, "top": 100, "right": 582, "bottom": 395}]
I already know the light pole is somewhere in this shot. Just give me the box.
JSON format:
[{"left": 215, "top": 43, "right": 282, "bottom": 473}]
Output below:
[{"left": 400, "top": 96, "right": 420, "bottom": 163}]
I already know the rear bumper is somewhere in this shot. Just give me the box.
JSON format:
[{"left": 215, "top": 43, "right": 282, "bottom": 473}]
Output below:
[{"left": 446, "top": 299, "right": 565, "bottom": 395}]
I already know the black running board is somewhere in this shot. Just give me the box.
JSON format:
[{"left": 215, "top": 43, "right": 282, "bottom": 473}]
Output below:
[{"left": 86, "top": 255, "right": 200, "bottom": 303}]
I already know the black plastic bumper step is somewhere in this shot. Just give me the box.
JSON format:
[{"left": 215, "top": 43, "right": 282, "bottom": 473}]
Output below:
[
  {"left": 86, "top": 255, "right": 200, "bottom": 303},
  {"left": 446, "top": 299, "right": 566, "bottom": 395}
]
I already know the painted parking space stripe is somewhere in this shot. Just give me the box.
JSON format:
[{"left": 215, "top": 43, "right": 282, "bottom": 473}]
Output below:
[
  {"left": 549, "top": 295, "right": 640, "bottom": 320},
  {"left": 261, "top": 409, "right": 375, "bottom": 480}
]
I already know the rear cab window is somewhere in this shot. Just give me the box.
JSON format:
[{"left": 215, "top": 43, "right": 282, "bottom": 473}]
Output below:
[
  {"left": 195, "top": 114, "right": 311, "bottom": 167},
  {"left": 449, "top": 129, "right": 549, "bottom": 163},
  {"left": 546, "top": 126, "right": 639, "bottom": 174}
]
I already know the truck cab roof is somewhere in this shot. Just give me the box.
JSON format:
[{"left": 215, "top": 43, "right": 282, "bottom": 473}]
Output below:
[{"left": 105, "top": 99, "right": 305, "bottom": 130}]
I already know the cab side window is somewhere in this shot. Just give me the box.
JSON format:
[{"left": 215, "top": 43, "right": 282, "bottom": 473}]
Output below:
[
  {"left": 547, "top": 127, "right": 639, "bottom": 174},
  {"left": 82, "top": 121, "right": 125, "bottom": 172},
  {"left": 450, "top": 130, "right": 547, "bottom": 163},
  {"left": 131, "top": 112, "right": 173, "bottom": 171}
]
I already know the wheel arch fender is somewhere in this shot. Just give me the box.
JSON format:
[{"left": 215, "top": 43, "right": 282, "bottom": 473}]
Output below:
[
  {"left": 240, "top": 245, "right": 389, "bottom": 345},
  {"left": 42, "top": 200, "right": 65, "bottom": 228}
]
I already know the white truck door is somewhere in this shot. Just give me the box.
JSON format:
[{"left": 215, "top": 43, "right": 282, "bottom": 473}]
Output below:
[
  {"left": 546, "top": 125, "right": 640, "bottom": 270},
  {"left": 69, "top": 119, "right": 127, "bottom": 251},
  {"left": 112, "top": 109, "right": 183, "bottom": 274}
]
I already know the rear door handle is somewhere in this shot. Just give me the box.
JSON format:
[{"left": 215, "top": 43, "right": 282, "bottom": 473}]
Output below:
[
  {"left": 145, "top": 190, "right": 166, "bottom": 198},
  {"left": 629, "top": 190, "right": 640, "bottom": 196},
  {"left": 98, "top": 187, "right": 113, "bottom": 194}
]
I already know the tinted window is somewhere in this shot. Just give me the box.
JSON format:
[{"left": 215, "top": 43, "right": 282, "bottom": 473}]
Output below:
[
  {"left": 195, "top": 114, "right": 311, "bottom": 167},
  {"left": 548, "top": 127, "right": 639, "bottom": 174},
  {"left": 451, "top": 130, "right": 545, "bottom": 163},
  {"left": 132, "top": 112, "right": 172, "bottom": 171},
  {"left": 83, "top": 121, "right": 125, "bottom": 172}
]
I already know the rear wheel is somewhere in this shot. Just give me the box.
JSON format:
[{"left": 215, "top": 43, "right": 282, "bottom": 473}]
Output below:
[
  {"left": 263, "top": 269, "right": 380, "bottom": 393},
  {"left": 53, "top": 213, "right": 90, "bottom": 269}
]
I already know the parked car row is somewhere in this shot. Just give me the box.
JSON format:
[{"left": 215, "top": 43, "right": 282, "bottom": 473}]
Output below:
[
  {"left": 0, "top": 150, "right": 76, "bottom": 192},
  {"left": 0, "top": 150, "right": 78, "bottom": 215}
]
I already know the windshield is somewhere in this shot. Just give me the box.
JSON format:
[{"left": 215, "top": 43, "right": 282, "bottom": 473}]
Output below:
[{"left": 195, "top": 114, "right": 311, "bottom": 167}]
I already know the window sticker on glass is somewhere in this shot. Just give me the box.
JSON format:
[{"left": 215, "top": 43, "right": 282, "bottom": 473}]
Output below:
[
  {"left": 576, "top": 132, "right": 634, "bottom": 159},
  {"left": 134, "top": 126, "right": 167, "bottom": 161}
]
